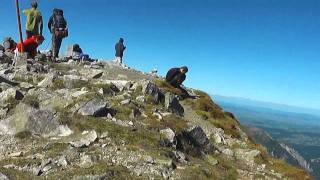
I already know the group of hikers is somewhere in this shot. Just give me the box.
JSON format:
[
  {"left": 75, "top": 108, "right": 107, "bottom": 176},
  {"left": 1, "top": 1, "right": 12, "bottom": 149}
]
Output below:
[{"left": 1, "top": 1, "right": 193, "bottom": 99}]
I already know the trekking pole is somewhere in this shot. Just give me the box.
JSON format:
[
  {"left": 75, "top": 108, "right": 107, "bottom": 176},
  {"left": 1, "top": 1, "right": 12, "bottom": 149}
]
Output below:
[{"left": 15, "top": 0, "right": 24, "bottom": 52}]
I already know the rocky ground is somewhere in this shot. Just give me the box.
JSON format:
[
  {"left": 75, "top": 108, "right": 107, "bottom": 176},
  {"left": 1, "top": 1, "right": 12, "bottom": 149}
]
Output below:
[{"left": 0, "top": 53, "right": 312, "bottom": 179}]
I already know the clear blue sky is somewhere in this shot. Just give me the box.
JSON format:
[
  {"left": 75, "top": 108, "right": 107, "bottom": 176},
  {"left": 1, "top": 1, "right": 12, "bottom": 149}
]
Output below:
[{"left": 1, "top": 0, "right": 320, "bottom": 110}]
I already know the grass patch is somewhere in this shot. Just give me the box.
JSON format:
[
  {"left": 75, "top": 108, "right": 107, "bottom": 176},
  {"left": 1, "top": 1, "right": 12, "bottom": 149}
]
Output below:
[
  {"left": 22, "top": 94, "right": 40, "bottom": 108},
  {"left": 48, "top": 162, "right": 137, "bottom": 180},
  {"left": 155, "top": 79, "right": 182, "bottom": 95},
  {"left": 15, "top": 131, "right": 32, "bottom": 139}
]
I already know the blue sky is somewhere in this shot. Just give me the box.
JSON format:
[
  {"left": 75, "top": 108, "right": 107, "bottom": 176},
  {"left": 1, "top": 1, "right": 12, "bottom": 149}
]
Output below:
[{"left": 1, "top": 0, "right": 320, "bottom": 110}]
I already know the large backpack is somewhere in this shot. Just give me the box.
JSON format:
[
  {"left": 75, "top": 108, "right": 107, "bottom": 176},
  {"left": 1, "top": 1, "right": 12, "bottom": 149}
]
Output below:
[
  {"left": 52, "top": 9, "right": 68, "bottom": 38},
  {"left": 53, "top": 9, "right": 66, "bottom": 29}
]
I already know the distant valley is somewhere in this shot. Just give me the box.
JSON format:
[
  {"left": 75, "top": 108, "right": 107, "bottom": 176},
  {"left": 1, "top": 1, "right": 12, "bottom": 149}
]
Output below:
[{"left": 214, "top": 95, "right": 320, "bottom": 179}]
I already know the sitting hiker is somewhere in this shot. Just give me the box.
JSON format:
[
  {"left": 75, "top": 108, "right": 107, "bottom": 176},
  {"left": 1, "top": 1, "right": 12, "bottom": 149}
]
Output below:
[
  {"left": 166, "top": 66, "right": 194, "bottom": 99},
  {"left": 17, "top": 35, "right": 44, "bottom": 59},
  {"left": 3, "top": 37, "right": 17, "bottom": 53},
  {"left": 72, "top": 44, "right": 89, "bottom": 61}
]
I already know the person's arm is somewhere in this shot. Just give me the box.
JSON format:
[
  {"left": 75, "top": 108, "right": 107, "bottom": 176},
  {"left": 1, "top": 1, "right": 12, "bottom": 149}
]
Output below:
[
  {"left": 48, "top": 16, "right": 53, "bottom": 33},
  {"left": 39, "top": 15, "right": 43, "bottom": 35}
]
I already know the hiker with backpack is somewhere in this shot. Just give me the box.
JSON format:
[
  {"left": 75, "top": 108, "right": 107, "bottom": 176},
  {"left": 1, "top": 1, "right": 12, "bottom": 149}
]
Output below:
[
  {"left": 23, "top": 1, "right": 43, "bottom": 38},
  {"left": 48, "top": 8, "right": 68, "bottom": 59},
  {"left": 114, "top": 38, "right": 126, "bottom": 65}
]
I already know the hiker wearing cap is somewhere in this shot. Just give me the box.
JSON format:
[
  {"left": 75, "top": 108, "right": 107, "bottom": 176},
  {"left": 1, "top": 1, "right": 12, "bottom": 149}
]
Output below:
[
  {"left": 23, "top": 1, "right": 43, "bottom": 38},
  {"left": 17, "top": 35, "right": 44, "bottom": 59},
  {"left": 114, "top": 38, "right": 126, "bottom": 64},
  {"left": 166, "top": 66, "right": 193, "bottom": 99},
  {"left": 48, "top": 8, "right": 68, "bottom": 59}
]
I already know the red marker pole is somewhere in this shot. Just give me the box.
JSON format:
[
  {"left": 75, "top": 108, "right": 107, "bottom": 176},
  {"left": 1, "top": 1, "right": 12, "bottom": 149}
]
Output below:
[{"left": 15, "top": 0, "right": 24, "bottom": 52}]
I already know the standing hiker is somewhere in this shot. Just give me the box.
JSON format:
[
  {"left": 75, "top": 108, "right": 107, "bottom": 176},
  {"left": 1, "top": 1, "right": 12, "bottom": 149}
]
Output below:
[
  {"left": 114, "top": 38, "right": 126, "bottom": 65},
  {"left": 48, "top": 8, "right": 68, "bottom": 59},
  {"left": 23, "top": 1, "right": 43, "bottom": 38}
]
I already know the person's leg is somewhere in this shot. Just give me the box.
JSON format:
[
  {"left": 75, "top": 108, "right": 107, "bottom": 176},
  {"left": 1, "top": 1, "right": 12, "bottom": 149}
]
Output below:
[
  {"left": 55, "top": 37, "right": 63, "bottom": 58},
  {"left": 51, "top": 34, "right": 56, "bottom": 59}
]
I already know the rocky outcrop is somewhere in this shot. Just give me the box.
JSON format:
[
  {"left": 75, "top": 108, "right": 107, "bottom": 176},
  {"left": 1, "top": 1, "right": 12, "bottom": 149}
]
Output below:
[{"left": 0, "top": 55, "right": 311, "bottom": 179}]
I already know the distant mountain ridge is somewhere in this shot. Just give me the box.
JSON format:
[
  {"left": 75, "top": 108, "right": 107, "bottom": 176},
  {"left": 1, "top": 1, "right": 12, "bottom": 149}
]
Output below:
[
  {"left": 213, "top": 95, "right": 320, "bottom": 117},
  {"left": 244, "top": 126, "right": 312, "bottom": 172}
]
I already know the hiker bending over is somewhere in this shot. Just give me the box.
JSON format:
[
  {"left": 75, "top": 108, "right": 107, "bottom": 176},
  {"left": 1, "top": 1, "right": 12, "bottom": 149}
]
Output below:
[
  {"left": 17, "top": 35, "right": 44, "bottom": 59},
  {"left": 114, "top": 38, "right": 126, "bottom": 64},
  {"left": 48, "top": 8, "right": 68, "bottom": 59},
  {"left": 23, "top": 1, "right": 43, "bottom": 38},
  {"left": 166, "top": 66, "right": 194, "bottom": 99}
]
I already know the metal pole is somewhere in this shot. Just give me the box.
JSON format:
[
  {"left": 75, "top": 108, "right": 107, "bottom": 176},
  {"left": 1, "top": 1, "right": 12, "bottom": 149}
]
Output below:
[{"left": 15, "top": 0, "right": 24, "bottom": 52}]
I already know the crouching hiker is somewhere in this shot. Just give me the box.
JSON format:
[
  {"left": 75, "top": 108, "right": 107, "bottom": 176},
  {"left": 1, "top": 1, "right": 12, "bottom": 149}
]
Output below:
[
  {"left": 16, "top": 35, "right": 44, "bottom": 59},
  {"left": 114, "top": 38, "right": 126, "bottom": 65},
  {"left": 166, "top": 66, "right": 196, "bottom": 99},
  {"left": 72, "top": 44, "right": 90, "bottom": 62},
  {"left": 48, "top": 8, "right": 68, "bottom": 60}
]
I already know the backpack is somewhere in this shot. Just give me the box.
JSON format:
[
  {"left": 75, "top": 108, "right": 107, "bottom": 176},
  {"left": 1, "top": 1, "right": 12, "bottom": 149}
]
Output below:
[
  {"left": 53, "top": 9, "right": 66, "bottom": 29},
  {"left": 52, "top": 9, "right": 68, "bottom": 38}
]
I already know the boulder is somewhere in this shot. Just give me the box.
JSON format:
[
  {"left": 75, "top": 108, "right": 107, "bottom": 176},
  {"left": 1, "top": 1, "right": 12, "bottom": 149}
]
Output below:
[
  {"left": 78, "top": 99, "right": 116, "bottom": 117},
  {"left": 104, "top": 80, "right": 131, "bottom": 92},
  {"left": 177, "top": 126, "right": 214, "bottom": 156},
  {"left": 26, "top": 109, "right": 60, "bottom": 137},
  {"left": 165, "top": 93, "right": 184, "bottom": 116},
  {"left": 1, "top": 104, "right": 61, "bottom": 137},
  {"left": 143, "top": 81, "right": 164, "bottom": 104},
  {"left": 160, "top": 128, "right": 176, "bottom": 147},
  {"left": 69, "top": 130, "right": 98, "bottom": 148}
]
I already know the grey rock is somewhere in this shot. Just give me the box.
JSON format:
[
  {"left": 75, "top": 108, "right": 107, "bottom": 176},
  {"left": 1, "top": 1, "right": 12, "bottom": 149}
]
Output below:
[
  {"left": 165, "top": 93, "right": 184, "bottom": 116},
  {"left": 177, "top": 126, "right": 214, "bottom": 156},
  {"left": 78, "top": 99, "right": 115, "bottom": 117},
  {"left": 135, "top": 95, "right": 145, "bottom": 103},
  {"left": 70, "top": 130, "right": 98, "bottom": 148},
  {"left": 56, "top": 156, "right": 68, "bottom": 167},
  {"left": 27, "top": 109, "right": 60, "bottom": 137},
  {"left": 160, "top": 128, "right": 176, "bottom": 147},
  {"left": 120, "top": 99, "right": 131, "bottom": 106},
  {"left": 37, "top": 74, "right": 54, "bottom": 88},
  {"left": 19, "top": 82, "right": 34, "bottom": 90},
  {"left": 143, "top": 81, "right": 164, "bottom": 104},
  {"left": 0, "top": 173, "right": 9, "bottom": 180}
]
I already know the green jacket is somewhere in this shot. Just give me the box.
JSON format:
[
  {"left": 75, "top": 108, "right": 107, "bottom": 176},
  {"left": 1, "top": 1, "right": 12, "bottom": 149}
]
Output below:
[{"left": 23, "top": 8, "right": 43, "bottom": 34}]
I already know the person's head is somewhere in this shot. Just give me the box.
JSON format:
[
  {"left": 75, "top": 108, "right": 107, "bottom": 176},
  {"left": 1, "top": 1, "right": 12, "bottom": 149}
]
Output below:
[
  {"left": 31, "top": 1, "right": 38, "bottom": 9},
  {"left": 180, "top": 66, "right": 188, "bottom": 74},
  {"left": 35, "top": 35, "right": 44, "bottom": 45},
  {"left": 119, "top": 38, "right": 124, "bottom": 43}
]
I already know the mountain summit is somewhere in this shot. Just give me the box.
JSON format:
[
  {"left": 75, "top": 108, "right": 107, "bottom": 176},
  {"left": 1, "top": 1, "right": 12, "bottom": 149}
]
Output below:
[{"left": 0, "top": 54, "right": 312, "bottom": 179}]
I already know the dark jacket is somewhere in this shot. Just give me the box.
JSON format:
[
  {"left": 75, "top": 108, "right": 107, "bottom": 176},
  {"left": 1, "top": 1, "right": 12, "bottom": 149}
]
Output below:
[
  {"left": 115, "top": 42, "right": 126, "bottom": 57},
  {"left": 166, "top": 68, "right": 186, "bottom": 87}
]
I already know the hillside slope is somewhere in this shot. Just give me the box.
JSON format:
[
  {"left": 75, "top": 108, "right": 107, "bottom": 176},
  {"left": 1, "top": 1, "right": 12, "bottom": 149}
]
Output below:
[{"left": 0, "top": 55, "right": 312, "bottom": 179}]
